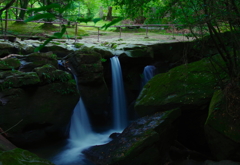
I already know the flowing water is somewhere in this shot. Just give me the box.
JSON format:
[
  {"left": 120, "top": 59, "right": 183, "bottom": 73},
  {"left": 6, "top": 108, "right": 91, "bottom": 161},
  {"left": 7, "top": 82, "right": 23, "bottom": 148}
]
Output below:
[
  {"left": 110, "top": 56, "right": 128, "bottom": 131},
  {"left": 51, "top": 98, "right": 112, "bottom": 165},
  {"left": 32, "top": 57, "right": 128, "bottom": 164},
  {"left": 142, "top": 65, "right": 156, "bottom": 87}
]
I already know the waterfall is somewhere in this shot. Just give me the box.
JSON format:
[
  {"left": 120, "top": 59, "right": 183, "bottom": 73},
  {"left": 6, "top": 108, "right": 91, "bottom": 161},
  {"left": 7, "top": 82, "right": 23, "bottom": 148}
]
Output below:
[
  {"left": 110, "top": 56, "right": 127, "bottom": 130},
  {"left": 52, "top": 98, "right": 112, "bottom": 165},
  {"left": 142, "top": 65, "right": 156, "bottom": 87},
  {"left": 69, "top": 98, "right": 92, "bottom": 143}
]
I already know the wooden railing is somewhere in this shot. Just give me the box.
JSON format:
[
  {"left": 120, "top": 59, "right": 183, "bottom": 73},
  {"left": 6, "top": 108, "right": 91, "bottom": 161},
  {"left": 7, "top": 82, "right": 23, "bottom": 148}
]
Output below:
[{"left": 0, "top": 6, "right": 185, "bottom": 41}]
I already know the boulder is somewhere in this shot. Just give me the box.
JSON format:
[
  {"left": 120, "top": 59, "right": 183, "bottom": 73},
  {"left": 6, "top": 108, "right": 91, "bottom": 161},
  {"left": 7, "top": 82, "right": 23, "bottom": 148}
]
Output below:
[
  {"left": 0, "top": 41, "right": 18, "bottom": 58},
  {"left": 66, "top": 47, "right": 109, "bottom": 116},
  {"left": 205, "top": 89, "right": 240, "bottom": 161},
  {"left": 18, "top": 52, "right": 58, "bottom": 72},
  {"left": 0, "top": 148, "right": 54, "bottom": 165},
  {"left": 135, "top": 55, "right": 227, "bottom": 117},
  {"left": 0, "top": 52, "right": 79, "bottom": 146},
  {"left": 0, "top": 71, "right": 40, "bottom": 90},
  {"left": 83, "top": 109, "right": 181, "bottom": 165},
  {"left": 0, "top": 58, "right": 21, "bottom": 70}
]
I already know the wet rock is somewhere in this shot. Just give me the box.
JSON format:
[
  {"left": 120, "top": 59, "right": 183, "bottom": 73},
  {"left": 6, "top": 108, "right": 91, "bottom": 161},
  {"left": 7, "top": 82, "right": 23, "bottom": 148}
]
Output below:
[
  {"left": 0, "top": 58, "right": 21, "bottom": 70},
  {"left": 135, "top": 54, "right": 226, "bottom": 117},
  {"left": 83, "top": 109, "right": 181, "bottom": 165},
  {"left": 66, "top": 47, "right": 109, "bottom": 116},
  {"left": 18, "top": 52, "right": 58, "bottom": 72}
]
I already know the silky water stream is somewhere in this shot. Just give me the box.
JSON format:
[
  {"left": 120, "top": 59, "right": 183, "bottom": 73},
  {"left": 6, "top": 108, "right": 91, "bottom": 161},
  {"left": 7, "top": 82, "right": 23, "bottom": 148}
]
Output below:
[{"left": 31, "top": 56, "right": 129, "bottom": 165}]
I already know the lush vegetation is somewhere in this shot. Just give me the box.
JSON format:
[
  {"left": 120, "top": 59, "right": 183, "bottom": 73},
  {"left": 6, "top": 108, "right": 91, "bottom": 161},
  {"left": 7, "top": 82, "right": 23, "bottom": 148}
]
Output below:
[{"left": 1, "top": 0, "right": 240, "bottom": 82}]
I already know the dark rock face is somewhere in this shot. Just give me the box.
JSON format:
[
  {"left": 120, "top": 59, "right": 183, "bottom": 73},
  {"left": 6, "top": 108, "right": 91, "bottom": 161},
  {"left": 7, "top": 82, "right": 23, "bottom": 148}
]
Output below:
[
  {"left": 0, "top": 148, "right": 54, "bottom": 165},
  {"left": 205, "top": 90, "right": 240, "bottom": 161},
  {"left": 66, "top": 47, "right": 109, "bottom": 117},
  {"left": 83, "top": 109, "right": 181, "bottom": 165},
  {"left": 0, "top": 52, "right": 79, "bottom": 147}
]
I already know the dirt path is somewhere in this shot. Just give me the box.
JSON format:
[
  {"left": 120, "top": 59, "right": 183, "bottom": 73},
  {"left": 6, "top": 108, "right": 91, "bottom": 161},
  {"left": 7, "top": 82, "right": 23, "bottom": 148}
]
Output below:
[{"left": 79, "top": 30, "right": 193, "bottom": 44}]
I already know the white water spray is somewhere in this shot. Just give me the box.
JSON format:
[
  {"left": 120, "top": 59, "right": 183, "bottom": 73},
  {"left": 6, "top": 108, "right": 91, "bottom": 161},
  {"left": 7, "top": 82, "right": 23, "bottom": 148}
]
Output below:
[
  {"left": 110, "top": 56, "right": 127, "bottom": 130},
  {"left": 69, "top": 98, "right": 92, "bottom": 143},
  {"left": 51, "top": 98, "right": 112, "bottom": 165}
]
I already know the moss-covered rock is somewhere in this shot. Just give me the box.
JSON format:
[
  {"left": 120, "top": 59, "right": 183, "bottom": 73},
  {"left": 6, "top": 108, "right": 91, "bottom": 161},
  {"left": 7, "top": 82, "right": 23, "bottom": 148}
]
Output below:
[
  {"left": 66, "top": 47, "right": 109, "bottom": 116},
  {"left": 83, "top": 109, "right": 181, "bottom": 165},
  {"left": 0, "top": 58, "right": 21, "bottom": 70},
  {"left": 18, "top": 52, "right": 58, "bottom": 72},
  {"left": 34, "top": 64, "right": 72, "bottom": 84},
  {"left": 135, "top": 55, "right": 227, "bottom": 117},
  {"left": 205, "top": 90, "right": 240, "bottom": 160},
  {"left": 0, "top": 71, "right": 40, "bottom": 91},
  {"left": 0, "top": 148, "right": 54, "bottom": 165},
  {"left": 42, "top": 44, "right": 73, "bottom": 58},
  {"left": 0, "top": 81, "right": 79, "bottom": 146}
]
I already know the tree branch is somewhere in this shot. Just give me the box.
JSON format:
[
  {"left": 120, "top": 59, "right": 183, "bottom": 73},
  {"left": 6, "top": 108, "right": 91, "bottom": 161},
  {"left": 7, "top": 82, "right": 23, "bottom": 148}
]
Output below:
[{"left": 0, "top": 0, "right": 16, "bottom": 13}]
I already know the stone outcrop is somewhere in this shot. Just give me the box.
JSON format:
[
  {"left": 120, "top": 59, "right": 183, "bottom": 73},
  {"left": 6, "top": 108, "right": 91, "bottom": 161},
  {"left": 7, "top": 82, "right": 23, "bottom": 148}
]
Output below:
[
  {"left": 135, "top": 54, "right": 226, "bottom": 117},
  {"left": 83, "top": 109, "right": 181, "bottom": 165},
  {"left": 205, "top": 89, "right": 240, "bottom": 161},
  {"left": 0, "top": 148, "right": 54, "bottom": 165},
  {"left": 0, "top": 52, "right": 79, "bottom": 146},
  {"left": 66, "top": 47, "right": 109, "bottom": 118}
]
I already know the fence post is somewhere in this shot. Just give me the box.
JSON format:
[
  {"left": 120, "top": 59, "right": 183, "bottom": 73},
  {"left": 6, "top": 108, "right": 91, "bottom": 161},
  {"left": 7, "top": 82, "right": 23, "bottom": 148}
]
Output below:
[
  {"left": 119, "top": 27, "right": 122, "bottom": 39},
  {"left": 97, "top": 27, "right": 100, "bottom": 42},
  {"left": 172, "top": 24, "right": 175, "bottom": 38},
  {"left": 75, "top": 22, "right": 78, "bottom": 42},
  {"left": 145, "top": 25, "right": 149, "bottom": 38},
  {"left": 4, "top": 9, "right": 8, "bottom": 41}
]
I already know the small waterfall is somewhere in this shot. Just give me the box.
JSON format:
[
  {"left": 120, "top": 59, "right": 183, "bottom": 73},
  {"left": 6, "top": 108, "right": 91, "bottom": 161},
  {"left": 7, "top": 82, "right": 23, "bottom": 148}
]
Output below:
[
  {"left": 52, "top": 98, "right": 112, "bottom": 165},
  {"left": 69, "top": 98, "right": 92, "bottom": 143},
  {"left": 142, "top": 65, "right": 156, "bottom": 87},
  {"left": 110, "top": 56, "right": 127, "bottom": 130}
]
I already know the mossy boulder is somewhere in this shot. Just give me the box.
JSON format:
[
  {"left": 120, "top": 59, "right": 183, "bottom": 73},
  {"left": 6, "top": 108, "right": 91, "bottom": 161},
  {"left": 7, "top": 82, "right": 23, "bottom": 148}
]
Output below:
[
  {"left": 0, "top": 148, "right": 54, "bottom": 165},
  {"left": 0, "top": 58, "right": 21, "bottom": 70},
  {"left": 34, "top": 64, "right": 72, "bottom": 84},
  {"left": 66, "top": 47, "right": 109, "bottom": 116},
  {"left": 0, "top": 71, "right": 40, "bottom": 91},
  {"left": 83, "top": 109, "right": 181, "bottom": 165},
  {"left": 135, "top": 55, "right": 226, "bottom": 117},
  {"left": 18, "top": 52, "right": 58, "bottom": 72},
  {"left": 0, "top": 52, "right": 79, "bottom": 146},
  {"left": 205, "top": 90, "right": 240, "bottom": 160},
  {"left": 121, "top": 45, "right": 153, "bottom": 58},
  {"left": 0, "top": 80, "right": 78, "bottom": 146},
  {"left": 42, "top": 44, "right": 73, "bottom": 58},
  {"left": 0, "top": 42, "right": 18, "bottom": 58}
]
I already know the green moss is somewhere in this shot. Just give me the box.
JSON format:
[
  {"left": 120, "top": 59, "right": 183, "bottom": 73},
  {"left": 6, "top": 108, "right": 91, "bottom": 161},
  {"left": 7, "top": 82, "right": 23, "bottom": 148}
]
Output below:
[
  {"left": 0, "top": 148, "right": 54, "bottom": 165},
  {"left": 0, "top": 71, "right": 40, "bottom": 91},
  {"left": 0, "top": 58, "right": 21, "bottom": 70},
  {"left": 74, "top": 43, "right": 84, "bottom": 48},
  {"left": 49, "top": 80, "right": 78, "bottom": 95},
  {"left": 205, "top": 90, "right": 240, "bottom": 143},
  {"left": 34, "top": 64, "right": 71, "bottom": 83},
  {"left": 135, "top": 54, "right": 227, "bottom": 116}
]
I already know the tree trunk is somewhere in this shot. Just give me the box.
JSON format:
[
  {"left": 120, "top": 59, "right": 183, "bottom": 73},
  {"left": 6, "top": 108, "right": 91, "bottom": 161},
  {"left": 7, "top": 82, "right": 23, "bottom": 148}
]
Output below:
[
  {"left": 17, "top": 0, "right": 29, "bottom": 21},
  {"left": 42, "top": 0, "right": 54, "bottom": 28},
  {"left": 106, "top": 6, "right": 112, "bottom": 21}
]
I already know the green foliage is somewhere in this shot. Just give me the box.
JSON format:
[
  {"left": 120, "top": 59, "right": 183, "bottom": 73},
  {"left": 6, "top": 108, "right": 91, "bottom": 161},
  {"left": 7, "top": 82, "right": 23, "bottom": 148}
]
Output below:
[
  {"left": 27, "top": 3, "right": 61, "bottom": 14},
  {"left": 101, "top": 17, "right": 124, "bottom": 30},
  {"left": 77, "top": 16, "right": 94, "bottom": 24},
  {"left": 100, "top": 58, "right": 107, "bottom": 62},
  {"left": 24, "top": 13, "right": 56, "bottom": 22}
]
